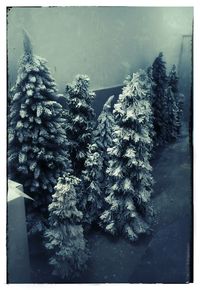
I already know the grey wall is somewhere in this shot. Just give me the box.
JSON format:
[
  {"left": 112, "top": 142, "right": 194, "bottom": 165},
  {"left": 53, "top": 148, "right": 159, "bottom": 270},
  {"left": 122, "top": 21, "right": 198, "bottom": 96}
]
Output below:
[{"left": 8, "top": 7, "right": 193, "bottom": 93}]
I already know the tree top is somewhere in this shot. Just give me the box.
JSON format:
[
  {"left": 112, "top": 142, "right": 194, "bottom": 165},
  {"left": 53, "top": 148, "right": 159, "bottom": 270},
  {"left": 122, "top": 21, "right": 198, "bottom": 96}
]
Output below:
[{"left": 23, "top": 29, "right": 33, "bottom": 57}]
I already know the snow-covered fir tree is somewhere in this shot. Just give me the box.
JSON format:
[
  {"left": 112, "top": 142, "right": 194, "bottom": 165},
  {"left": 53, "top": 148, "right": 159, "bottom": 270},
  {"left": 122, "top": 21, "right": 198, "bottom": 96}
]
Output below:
[
  {"left": 168, "top": 64, "right": 184, "bottom": 136},
  {"left": 44, "top": 174, "right": 89, "bottom": 279},
  {"left": 165, "top": 85, "right": 179, "bottom": 141},
  {"left": 100, "top": 70, "right": 154, "bottom": 242},
  {"left": 8, "top": 31, "right": 71, "bottom": 207},
  {"left": 94, "top": 95, "right": 115, "bottom": 180},
  {"left": 64, "top": 75, "right": 96, "bottom": 176},
  {"left": 151, "top": 52, "right": 168, "bottom": 146},
  {"left": 168, "top": 64, "right": 179, "bottom": 93},
  {"left": 80, "top": 143, "right": 103, "bottom": 228},
  {"left": 146, "top": 66, "right": 155, "bottom": 105},
  {"left": 177, "top": 92, "right": 184, "bottom": 132},
  {"left": 146, "top": 66, "right": 156, "bottom": 153},
  {"left": 78, "top": 97, "right": 115, "bottom": 229}
]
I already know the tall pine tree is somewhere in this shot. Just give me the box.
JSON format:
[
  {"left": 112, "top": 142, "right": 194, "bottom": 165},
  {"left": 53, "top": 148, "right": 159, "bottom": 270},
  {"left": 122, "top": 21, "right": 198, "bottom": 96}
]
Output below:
[
  {"left": 151, "top": 52, "right": 168, "bottom": 146},
  {"left": 44, "top": 174, "right": 89, "bottom": 279},
  {"left": 64, "top": 75, "right": 96, "bottom": 176},
  {"left": 100, "top": 70, "right": 154, "bottom": 242},
  {"left": 8, "top": 31, "right": 71, "bottom": 207}
]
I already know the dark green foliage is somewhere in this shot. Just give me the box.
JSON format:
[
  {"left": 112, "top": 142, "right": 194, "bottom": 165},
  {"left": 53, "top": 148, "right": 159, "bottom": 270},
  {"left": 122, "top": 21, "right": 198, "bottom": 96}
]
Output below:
[
  {"left": 64, "top": 75, "right": 96, "bottom": 176},
  {"left": 80, "top": 144, "right": 103, "bottom": 228},
  {"left": 165, "top": 86, "right": 179, "bottom": 141},
  {"left": 146, "top": 66, "right": 155, "bottom": 105},
  {"left": 151, "top": 52, "right": 168, "bottom": 146},
  {"left": 151, "top": 57, "right": 184, "bottom": 145},
  {"left": 168, "top": 65, "right": 184, "bottom": 136},
  {"left": 168, "top": 64, "right": 179, "bottom": 94},
  {"left": 78, "top": 96, "right": 115, "bottom": 229}
]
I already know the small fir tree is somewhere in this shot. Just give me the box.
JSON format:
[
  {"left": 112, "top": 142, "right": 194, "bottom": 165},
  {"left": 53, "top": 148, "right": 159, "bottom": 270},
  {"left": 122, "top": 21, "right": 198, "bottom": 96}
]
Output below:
[
  {"left": 168, "top": 64, "right": 184, "bottom": 136},
  {"left": 64, "top": 75, "right": 96, "bottom": 176},
  {"left": 100, "top": 70, "right": 154, "bottom": 242},
  {"left": 177, "top": 93, "right": 184, "bottom": 133},
  {"left": 168, "top": 64, "right": 179, "bottom": 93},
  {"left": 8, "top": 31, "right": 71, "bottom": 206},
  {"left": 165, "top": 85, "right": 179, "bottom": 141},
  {"left": 79, "top": 97, "right": 115, "bottom": 229},
  {"left": 80, "top": 143, "right": 103, "bottom": 228},
  {"left": 94, "top": 95, "right": 115, "bottom": 180},
  {"left": 44, "top": 174, "right": 89, "bottom": 279},
  {"left": 151, "top": 52, "right": 168, "bottom": 146}
]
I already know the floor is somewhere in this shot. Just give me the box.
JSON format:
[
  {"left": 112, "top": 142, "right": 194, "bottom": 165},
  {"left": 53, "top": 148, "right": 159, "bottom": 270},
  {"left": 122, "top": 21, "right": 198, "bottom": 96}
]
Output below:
[{"left": 29, "top": 123, "right": 192, "bottom": 283}]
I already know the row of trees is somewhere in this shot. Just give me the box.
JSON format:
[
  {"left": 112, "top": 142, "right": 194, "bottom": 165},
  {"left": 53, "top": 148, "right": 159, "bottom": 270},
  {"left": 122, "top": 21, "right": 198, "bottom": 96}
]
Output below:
[
  {"left": 150, "top": 52, "right": 184, "bottom": 147},
  {"left": 8, "top": 32, "right": 183, "bottom": 279}
]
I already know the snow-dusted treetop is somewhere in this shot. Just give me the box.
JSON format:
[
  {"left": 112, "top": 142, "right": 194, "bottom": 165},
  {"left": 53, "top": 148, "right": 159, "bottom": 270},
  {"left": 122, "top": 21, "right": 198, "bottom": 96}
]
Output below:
[
  {"left": 102, "top": 95, "right": 114, "bottom": 112},
  {"left": 23, "top": 29, "right": 33, "bottom": 57},
  {"left": 8, "top": 30, "right": 70, "bottom": 200}
]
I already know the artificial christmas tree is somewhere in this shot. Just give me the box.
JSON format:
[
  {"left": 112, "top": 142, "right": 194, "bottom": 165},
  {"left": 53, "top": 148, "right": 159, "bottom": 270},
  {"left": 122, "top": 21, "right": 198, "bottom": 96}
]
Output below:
[
  {"left": 168, "top": 64, "right": 179, "bottom": 93},
  {"left": 64, "top": 75, "right": 96, "bottom": 176},
  {"left": 168, "top": 64, "right": 184, "bottom": 136},
  {"left": 80, "top": 143, "right": 103, "bottom": 228},
  {"left": 165, "top": 85, "right": 179, "bottom": 141},
  {"left": 8, "top": 31, "right": 71, "bottom": 208},
  {"left": 146, "top": 66, "right": 155, "bottom": 105},
  {"left": 177, "top": 93, "right": 184, "bottom": 133},
  {"left": 100, "top": 70, "right": 154, "bottom": 242},
  {"left": 78, "top": 97, "right": 115, "bottom": 229},
  {"left": 44, "top": 174, "right": 89, "bottom": 279},
  {"left": 151, "top": 52, "right": 168, "bottom": 146},
  {"left": 94, "top": 95, "right": 115, "bottom": 178},
  {"left": 146, "top": 66, "right": 156, "bottom": 154}
]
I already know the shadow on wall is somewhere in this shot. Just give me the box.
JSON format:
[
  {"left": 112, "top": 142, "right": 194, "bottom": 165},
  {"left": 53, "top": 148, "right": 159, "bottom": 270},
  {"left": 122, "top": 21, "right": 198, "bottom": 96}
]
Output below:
[
  {"left": 58, "top": 85, "right": 122, "bottom": 117},
  {"left": 93, "top": 86, "right": 122, "bottom": 116}
]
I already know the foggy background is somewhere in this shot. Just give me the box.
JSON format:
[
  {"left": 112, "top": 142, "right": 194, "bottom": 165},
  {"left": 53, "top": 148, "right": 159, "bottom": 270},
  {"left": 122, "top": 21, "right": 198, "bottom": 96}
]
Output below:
[{"left": 7, "top": 7, "right": 193, "bottom": 118}]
